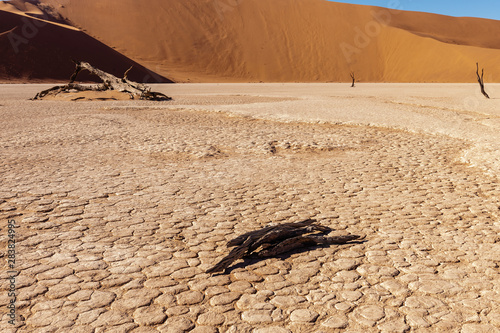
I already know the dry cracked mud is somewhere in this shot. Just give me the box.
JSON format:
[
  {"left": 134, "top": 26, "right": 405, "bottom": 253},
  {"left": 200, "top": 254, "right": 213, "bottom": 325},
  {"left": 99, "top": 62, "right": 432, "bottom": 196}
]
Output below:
[{"left": 1, "top": 90, "right": 500, "bottom": 332}]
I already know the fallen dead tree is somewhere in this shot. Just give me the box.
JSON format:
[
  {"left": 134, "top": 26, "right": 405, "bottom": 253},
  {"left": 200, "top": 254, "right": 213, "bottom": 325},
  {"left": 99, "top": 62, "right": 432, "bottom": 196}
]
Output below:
[
  {"left": 33, "top": 61, "right": 171, "bottom": 101},
  {"left": 206, "top": 219, "right": 363, "bottom": 274}
]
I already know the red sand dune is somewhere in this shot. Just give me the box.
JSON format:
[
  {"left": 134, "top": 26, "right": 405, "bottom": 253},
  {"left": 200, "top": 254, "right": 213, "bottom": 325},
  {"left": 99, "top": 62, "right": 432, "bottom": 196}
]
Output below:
[
  {"left": 0, "top": 2, "right": 171, "bottom": 83},
  {"left": 4, "top": 0, "right": 500, "bottom": 83}
]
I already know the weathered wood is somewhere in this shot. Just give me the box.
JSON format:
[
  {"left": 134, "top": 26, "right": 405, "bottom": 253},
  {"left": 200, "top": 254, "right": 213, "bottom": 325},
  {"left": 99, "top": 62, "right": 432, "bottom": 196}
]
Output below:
[
  {"left": 350, "top": 72, "right": 356, "bottom": 88},
  {"left": 206, "top": 237, "right": 254, "bottom": 275},
  {"left": 476, "top": 62, "right": 490, "bottom": 99},
  {"left": 206, "top": 219, "right": 362, "bottom": 274},
  {"left": 33, "top": 61, "right": 171, "bottom": 101},
  {"left": 33, "top": 83, "right": 101, "bottom": 100},
  {"left": 226, "top": 219, "right": 322, "bottom": 247},
  {"left": 257, "top": 234, "right": 361, "bottom": 257}
]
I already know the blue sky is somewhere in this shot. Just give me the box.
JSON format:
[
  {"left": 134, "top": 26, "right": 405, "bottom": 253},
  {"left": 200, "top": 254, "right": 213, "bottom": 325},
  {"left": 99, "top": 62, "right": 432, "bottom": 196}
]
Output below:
[{"left": 329, "top": 0, "right": 500, "bottom": 20}]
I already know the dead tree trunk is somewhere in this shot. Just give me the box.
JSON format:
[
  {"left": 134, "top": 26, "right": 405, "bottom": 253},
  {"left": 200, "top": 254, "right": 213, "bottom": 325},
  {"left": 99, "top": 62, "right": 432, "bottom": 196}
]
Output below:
[
  {"left": 33, "top": 61, "right": 171, "bottom": 101},
  {"left": 206, "top": 219, "right": 363, "bottom": 274},
  {"left": 350, "top": 72, "right": 355, "bottom": 88},
  {"left": 476, "top": 63, "right": 490, "bottom": 99}
]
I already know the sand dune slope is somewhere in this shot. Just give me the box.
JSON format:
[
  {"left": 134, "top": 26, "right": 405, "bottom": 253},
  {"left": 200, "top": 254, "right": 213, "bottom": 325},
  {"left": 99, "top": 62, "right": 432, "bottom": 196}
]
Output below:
[
  {"left": 388, "top": 10, "right": 500, "bottom": 50},
  {"left": 0, "top": 6, "right": 171, "bottom": 83},
  {"left": 11, "top": 0, "right": 500, "bottom": 82}
]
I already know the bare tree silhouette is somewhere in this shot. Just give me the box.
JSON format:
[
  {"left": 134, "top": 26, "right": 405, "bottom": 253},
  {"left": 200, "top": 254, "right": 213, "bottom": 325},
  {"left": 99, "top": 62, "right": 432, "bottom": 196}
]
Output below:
[{"left": 476, "top": 62, "right": 490, "bottom": 99}]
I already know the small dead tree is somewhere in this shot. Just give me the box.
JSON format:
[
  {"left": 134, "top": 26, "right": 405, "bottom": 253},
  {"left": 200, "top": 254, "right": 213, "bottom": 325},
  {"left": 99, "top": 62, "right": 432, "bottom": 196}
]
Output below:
[
  {"left": 476, "top": 62, "right": 490, "bottom": 99},
  {"left": 350, "top": 72, "right": 356, "bottom": 87},
  {"left": 33, "top": 61, "right": 171, "bottom": 101}
]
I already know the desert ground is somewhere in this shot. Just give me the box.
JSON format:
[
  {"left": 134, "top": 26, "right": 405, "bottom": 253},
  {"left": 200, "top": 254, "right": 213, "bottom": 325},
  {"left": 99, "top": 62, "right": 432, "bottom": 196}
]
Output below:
[{"left": 1, "top": 83, "right": 500, "bottom": 332}]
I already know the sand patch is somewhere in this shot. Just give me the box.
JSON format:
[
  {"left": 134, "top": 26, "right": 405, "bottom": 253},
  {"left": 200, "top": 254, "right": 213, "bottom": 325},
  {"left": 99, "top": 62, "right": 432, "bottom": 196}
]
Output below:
[{"left": 38, "top": 90, "right": 133, "bottom": 101}]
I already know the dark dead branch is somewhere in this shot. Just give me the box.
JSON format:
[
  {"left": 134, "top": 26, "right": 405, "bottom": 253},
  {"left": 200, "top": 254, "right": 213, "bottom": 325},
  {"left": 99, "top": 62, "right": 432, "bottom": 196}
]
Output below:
[
  {"left": 206, "top": 219, "right": 363, "bottom": 274},
  {"left": 123, "top": 66, "right": 133, "bottom": 81},
  {"left": 33, "top": 61, "right": 171, "bottom": 101},
  {"left": 350, "top": 72, "right": 356, "bottom": 88},
  {"left": 257, "top": 234, "right": 361, "bottom": 257},
  {"left": 33, "top": 83, "right": 102, "bottom": 100},
  {"left": 226, "top": 219, "right": 324, "bottom": 247},
  {"left": 69, "top": 59, "right": 83, "bottom": 83},
  {"left": 476, "top": 62, "right": 490, "bottom": 99}
]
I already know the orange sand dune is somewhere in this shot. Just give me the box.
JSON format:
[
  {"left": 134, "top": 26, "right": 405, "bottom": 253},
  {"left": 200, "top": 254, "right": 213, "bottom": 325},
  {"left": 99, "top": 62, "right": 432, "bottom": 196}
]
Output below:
[
  {"left": 388, "top": 10, "right": 500, "bottom": 50},
  {"left": 0, "top": 5, "right": 171, "bottom": 83},
  {"left": 12, "top": 0, "right": 500, "bottom": 82}
]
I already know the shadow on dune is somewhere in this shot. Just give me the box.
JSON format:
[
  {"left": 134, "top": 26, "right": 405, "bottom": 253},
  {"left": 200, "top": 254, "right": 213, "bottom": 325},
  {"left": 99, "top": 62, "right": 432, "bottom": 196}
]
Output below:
[{"left": 0, "top": 9, "right": 172, "bottom": 83}]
